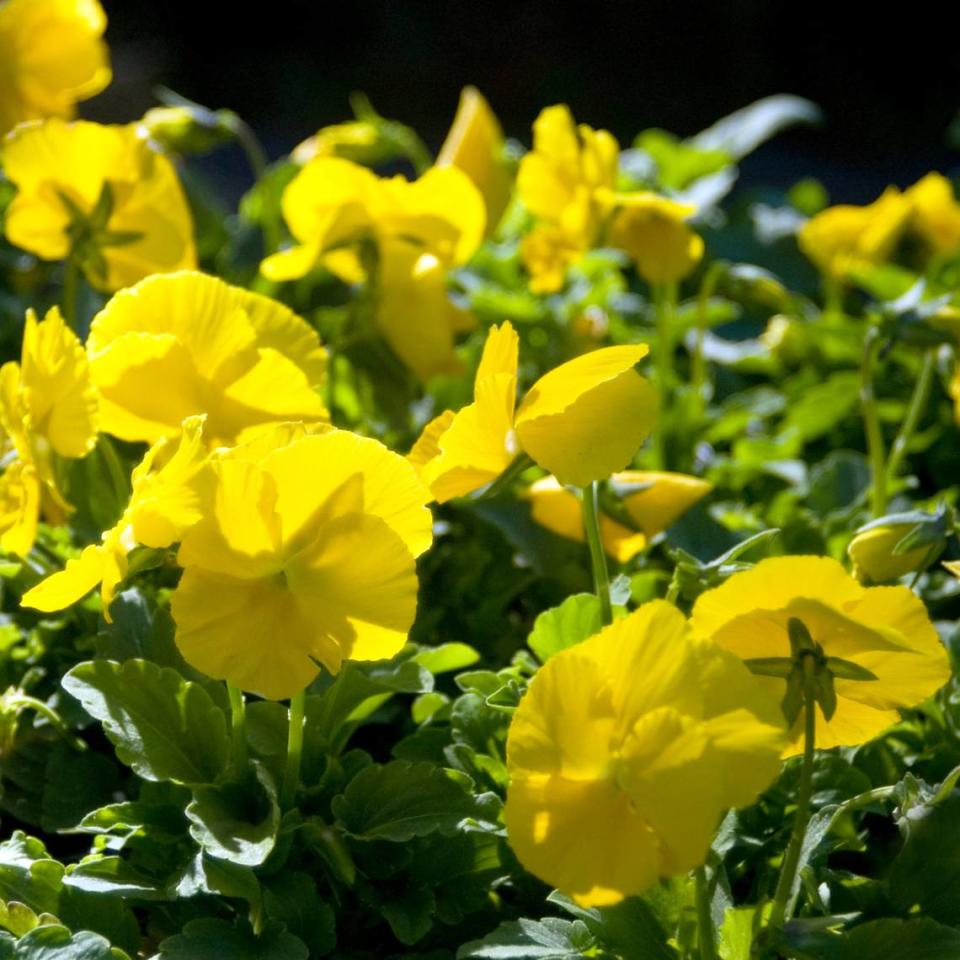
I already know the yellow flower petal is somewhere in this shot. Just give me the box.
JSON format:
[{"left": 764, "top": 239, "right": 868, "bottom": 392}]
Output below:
[
  {"left": 20, "top": 542, "right": 105, "bottom": 610},
  {"left": 88, "top": 271, "right": 327, "bottom": 444},
  {"left": 798, "top": 187, "right": 912, "bottom": 280},
  {"left": 515, "top": 345, "right": 657, "bottom": 486},
  {"left": 905, "top": 172, "right": 960, "bottom": 257},
  {"left": 0, "top": 0, "right": 110, "bottom": 138},
  {"left": 847, "top": 524, "right": 931, "bottom": 583},
  {"left": 375, "top": 241, "right": 468, "bottom": 383},
  {"left": 0, "top": 460, "right": 39, "bottom": 557},
  {"left": 610, "top": 470, "right": 712, "bottom": 538},
  {"left": 19, "top": 306, "right": 98, "bottom": 458},
  {"left": 691, "top": 555, "right": 951, "bottom": 754},
  {"left": 437, "top": 86, "right": 512, "bottom": 236},
  {"left": 417, "top": 322, "right": 519, "bottom": 502},
  {"left": 3, "top": 120, "right": 195, "bottom": 290},
  {"left": 505, "top": 600, "right": 784, "bottom": 904},
  {"left": 524, "top": 476, "right": 647, "bottom": 562},
  {"left": 261, "top": 429, "right": 433, "bottom": 559},
  {"left": 609, "top": 195, "right": 704, "bottom": 285}
]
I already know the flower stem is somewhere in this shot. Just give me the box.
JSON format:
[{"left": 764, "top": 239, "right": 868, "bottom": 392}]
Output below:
[
  {"left": 653, "top": 281, "right": 678, "bottom": 470},
  {"left": 582, "top": 481, "right": 613, "bottom": 626},
  {"left": 695, "top": 864, "right": 718, "bottom": 960},
  {"left": 690, "top": 263, "right": 724, "bottom": 423},
  {"left": 62, "top": 255, "right": 80, "bottom": 331},
  {"left": 226, "top": 682, "right": 247, "bottom": 774},
  {"left": 768, "top": 658, "right": 817, "bottom": 931},
  {"left": 860, "top": 327, "right": 887, "bottom": 518},
  {"left": 884, "top": 348, "right": 936, "bottom": 492},
  {"left": 229, "top": 115, "right": 282, "bottom": 256},
  {"left": 281, "top": 690, "right": 307, "bottom": 809}
]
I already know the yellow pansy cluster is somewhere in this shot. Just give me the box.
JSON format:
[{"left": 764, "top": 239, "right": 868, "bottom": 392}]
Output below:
[
  {"left": 408, "top": 321, "right": 658, "bottom": 494},
  {"left": 3, "top": 12, "right": 956, "bottom": 937},
  {"left": 261, "top": 157, "right": 485, "bottom": 382},
  {"left": 518, "top": 105, "right": 704, "bottom": 292},
  {"left": 0, "top": 306, "right": 97, "bottom": 555},
  {"left": 799, "top": 172, "right": 960, "bottom": 280},
  {"left": 0, "top": 0, "right": 110, "bottom": 138}
]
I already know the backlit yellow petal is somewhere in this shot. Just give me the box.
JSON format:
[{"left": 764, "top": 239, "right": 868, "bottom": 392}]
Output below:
[
  {"left": 515, "top": 345, "right": 657, "bottom": 486},
  {"left": 437, "top": 86, "right": 512, "bottom": 236},
  {"left": 88, "top": 272, "right": 327, "bottom": 444},
  {"left": 611, "top": 471, "right": 712, "bottom": 538},
  {"left": 19, "top": 306, "right": 98, "bottom": 457},
  {"left": 0, "top": 0, "right": 110, "bottom": 137}
]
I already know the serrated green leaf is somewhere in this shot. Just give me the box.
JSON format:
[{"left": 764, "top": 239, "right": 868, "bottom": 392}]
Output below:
[
  {"left": 332, "top": 761, "right": 476, "bottom": 842},
  {"left": 262, "top": 872, "right": 335, "bottom": 957},
  {"left": 157, "top": 918, "right": 307, "bottom": 960},
  {"left": 457, "top": 917, "right": 596, "bottom": 959},
  {"left": 186, "top": 763, "right": 279, "bottom": 867},
  {"left": 0, "top": 834, "right": 63, "bottom": 917},
  {"left": 62, "top": 659, "right": 229, "bottom": 785},
  {"left": 10, "top": 924, "right": 127, "bottom": 960},
  {"left": 527, "top": 594, "right": 602, "bottom": 663}
]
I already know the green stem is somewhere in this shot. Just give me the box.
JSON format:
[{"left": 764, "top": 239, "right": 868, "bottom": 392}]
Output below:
[
  {"left": 473, "top": 453, "right": 534, "bottom": 501},
  {"left": 62, "top": 255, "right": 80, "bottom": 331},
  {"left": 229, "top": 115, "right": 282, "bottom": 256},
  {"left": 582, "top": 481, "right": 613, "bottom": 626},
  {"left": 327, "top": 349, "right": 340, "bottom": 426},
  {"left": 691, "top": 263, "right": 724, "bottom": 422},
  {"left": 653, "top": 282, "right": 678, "bottom": 470},
  {"left": 860, "top": 328, "right": 887, "bottom": 518},
  {"left": 768, "top": 659, "right": 817, "bottom": 931},
  {"left": 884, "top": 348, "right": 936, "bottom": 492},
  {"left": 227, "top": 682, "right": 248, "bottom": 774},
  {"left": 694, "top": 865, "right": 718, "bottom": 960},
  {"left": 281, "top": 690, "right": 307, "bottom": 810}
]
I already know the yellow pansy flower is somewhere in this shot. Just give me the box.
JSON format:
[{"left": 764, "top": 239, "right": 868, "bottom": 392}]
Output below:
[
  {"left": 525, "top": 471, "right": 711, "bottom": 563},
  {"left": 261, "top": 157, "right": 485, "bottom": 381},
  {"left": 437, "top": 86, "right": 512, "bottom": 237},
  {"left": 517, "top": 104, "right": 619, "bottom": 292},
  {"left": 0, "top": 306, "right": 98, "bottom": 555},
  {"left": 170, "top": 428, "right": 432, "bottom": 700},
  {"left": 0, "top": 0, "right": 110, "bottom": 138},
  {"left": 797, "top": 187, "right": 912, "bottom": 281},
  {"left": 847, "top": 523, "right": 935, "bottom": 583},
  {"left": 609, "top": 193, "right": 704, "bottom": 285},
  {"left": 86, "top": 271, "right": 328, "bottom": 446},
  {"left": 411, "top": 322, "right": 657, "bottom": 498},
  {"left": 505, "top": 600, "right": 784, "bottom": 907},
  {"left": 905, "top": 172, "right": 960, "bottom": 258},
  {"left": 690, "top": 556, "right": 950, "bottom": 754},
  {"left": 22, "top": 415, "right": 208, "bottom": 616},
  {"left": 2, "top": 119, "right": 196, "bottom": 291}
]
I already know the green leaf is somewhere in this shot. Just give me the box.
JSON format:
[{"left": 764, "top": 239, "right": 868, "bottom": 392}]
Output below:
[
  {"left": 0, "top": 834, "right": 63, "bottom": 917},
  {"left": 62, "top": 857, "right": 165, "bottom": 901},
  {"left": 62, "top": 659, "right": 229, "bottom": 785},
  {"left": 157, "top": 918, "right": 308, "bottom": 960},
  {"left": 888, "top": 790, "right": 960, "bottom": 922},
  {"left": 549, "top": 891, "right": 678, "bottom": 960},
  {"left": 457, "top": 918, "right": 596, "bottom": 959},
  {"left": 691, "top": 94, "right": 821, "bottom": 160},
  {"left": 332, "top": 761, "right": 476, "bottom": 842},
  {"left": 186, "top": 763, "right": 279, "bottom": 867},
  {"left": 10, "top": 924, "right": 127, "bottom": 959},
  {"left": 413, "top": 644, "right": 481, "bottom": 675},
  {"left": 831, "top": 918, "right": 960, "bottom": 960},
  {"left": 527, "top": 594, "right": 602, "bottom": 663},
  {"left": 41, "top": 745, "right": 120, "bottom": 832},
  {"left": 262, "top": 872, "right": 335, "bottom": 957},
  {"left": 0, "top": 901, "right": 47, "bottom": 938}
]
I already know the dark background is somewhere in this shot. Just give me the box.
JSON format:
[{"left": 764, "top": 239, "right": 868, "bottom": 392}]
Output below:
[{"left": 90, "top": 0, "right": 960, "bottom": 201}]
